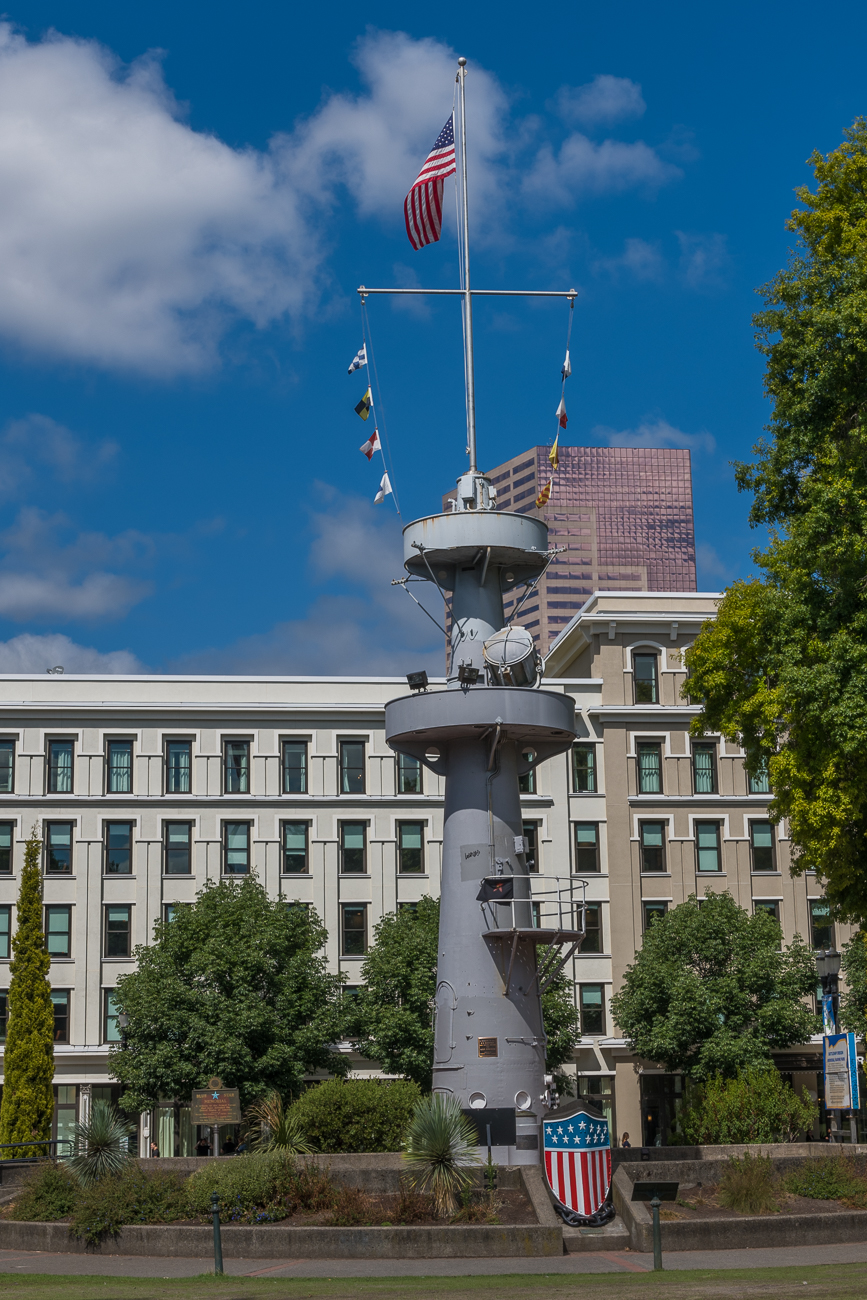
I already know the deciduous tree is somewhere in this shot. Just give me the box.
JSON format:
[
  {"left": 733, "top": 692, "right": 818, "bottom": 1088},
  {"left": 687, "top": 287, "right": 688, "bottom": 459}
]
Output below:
[
  {"left": 110, "top": 879, "right": 348, "bottom": 1112},
  {"left": 685, "top": 120, "right": 867, "bottom": 921},
  {"left": 610, "top": 892, "right": 818, "bottom": 1080}
]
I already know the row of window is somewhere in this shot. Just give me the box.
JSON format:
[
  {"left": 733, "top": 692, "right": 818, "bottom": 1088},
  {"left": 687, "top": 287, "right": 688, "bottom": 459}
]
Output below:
[
  {"left": 10, "top": 738, "right": 404, "bottom": 798},
  {"left": 572, "top": 820, "right": 778, "bottom": 874},
  {"left": 632, "top": 742, "right": 769, "bottom": 796},
  {"left": 642, "top": 898, "right": 834, "bottom": 950},
  {"left": 17, "top": 820, "right": 428, "bottom": 877}
]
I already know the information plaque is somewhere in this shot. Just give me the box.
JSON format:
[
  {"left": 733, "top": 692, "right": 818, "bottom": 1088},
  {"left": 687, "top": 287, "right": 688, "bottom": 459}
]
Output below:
[{"left": 191, "top": 1077, "right": 241, "bottom": 1125}]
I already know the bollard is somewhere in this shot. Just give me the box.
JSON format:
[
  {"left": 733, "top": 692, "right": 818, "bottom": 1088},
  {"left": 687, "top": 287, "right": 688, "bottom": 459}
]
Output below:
[
  {"left": 650, "top": 1194, "right": 662, "bottom": 1271},
  {"left": 210, "top": 1190, "right": 224, "bottom": 1275}
]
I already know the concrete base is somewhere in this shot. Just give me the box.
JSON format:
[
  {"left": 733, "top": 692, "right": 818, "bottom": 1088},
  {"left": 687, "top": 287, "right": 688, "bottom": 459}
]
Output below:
[{"left": 562, "top": 1217, "right": 631, "bottom": 1254}]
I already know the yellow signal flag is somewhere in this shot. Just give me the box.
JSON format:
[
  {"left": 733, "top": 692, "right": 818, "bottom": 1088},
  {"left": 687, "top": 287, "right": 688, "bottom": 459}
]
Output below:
[
  {"left": 549, "top": 434, "right": 560, "bottom": 471},
  {"left": 355, "top": 387, "right": 372, "bottom": 420},
  {"left": 536, "top": 478, "right": 553, "bottom": 508}
]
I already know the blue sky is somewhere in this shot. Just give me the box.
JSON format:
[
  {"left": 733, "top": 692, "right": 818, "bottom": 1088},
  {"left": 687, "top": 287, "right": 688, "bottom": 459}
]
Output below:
[{"left": 0, "top": 1, "right": 860, "bottom": 675}]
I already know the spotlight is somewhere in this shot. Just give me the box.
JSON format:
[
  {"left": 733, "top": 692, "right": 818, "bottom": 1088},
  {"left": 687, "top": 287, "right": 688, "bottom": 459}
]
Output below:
[
  {"left": 458, "top": 663, "right": 480, "bottom": 685},
  {"left": 47, "top": 666, "right": 64, "bottom": 675},
  {"left": 406, "top": 670, "right": 429, "bottom": 692}
]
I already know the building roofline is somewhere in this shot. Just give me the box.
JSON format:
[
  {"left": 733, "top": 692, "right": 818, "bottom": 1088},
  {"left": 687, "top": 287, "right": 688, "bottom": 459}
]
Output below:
[{"left": 0, "top": 674, "right": 445, "bottom": 685}]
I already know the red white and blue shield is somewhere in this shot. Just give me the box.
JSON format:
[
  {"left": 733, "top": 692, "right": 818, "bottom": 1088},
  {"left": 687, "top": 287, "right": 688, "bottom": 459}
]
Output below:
[{"left": 543, "top": 1107, "right": 612, "bottom": 1223}]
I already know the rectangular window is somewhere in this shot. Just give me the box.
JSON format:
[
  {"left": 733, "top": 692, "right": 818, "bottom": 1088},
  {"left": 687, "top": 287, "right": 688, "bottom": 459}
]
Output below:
[
  {"left": 104, "top": 823, "right": 133, "bottom": 875},
  {"left": 285, "top": 901, "right": 310, "bottom": 917},
  {"left": 633, "top": 653, "right": 659, "bottom": 704},
  {"left": 754, "top": 900, "right": 780, "bottom": 923},
  {"left": 47, "top": 740, "right": 73, "bottom": 794},
  {"left": 45, "top": 905, "right": 71, "bottom": 958},
  {"left": 572, "top": 745, "right": 596, "bottom": 793},
  {"left": 0, "top": 989, "right": 6, "bottom": 1040},
  {"left": 340, "top": 822, "right": 367, "bottom": 874},
  {"left": 643, "top": 901, "right": 668, "bottom": 932},
  {"left": 166, "top": 740, "right": 191, "bottom": 794},
  {"left": 695, "top": 822, "right": 722, "bottom": 872},
  {"left": 580, "top": 984, "right": 605, "bottom": 1035},
  {"left": 574, "top": 823, "right": 599, "bottom": 873},
  {"left": 0, "top": 740, "right": 14, "bottom": 793},
  {"left": 398, "top": 822, "right": 424, "bottom": 874},
  {"left": 749, "top": 762, "right": 770, "bottom": 795},
  {"left": 523, "top": 822, "right": 539, "bottom": 874},
  {"left": 693, "top": 745, "right": 717, "bottom": 795},
  {"left": 750, "top": 821, "right": 775, "bottom": 872},
  {"left": 282, "top": 741, "right": 308, "bottom": 794},
  {"left": 0, "top": 904, "right": 10, "bottom": 958},
  {"left": 518, "top": 766, "right": 536, "bottom": 795},
  {"left": 0, "top": 822, "right": 12, "bottom": 873},
  {"left": 104, "top": 905, "right": 131, "bottom": 958},
  {"left": 397, "top": 753, "right": 422, "bottom": 794},
  {"left": 810, "top": 900, "right": 833, "bottom": 950},
  {"left": 582, "top": 903, "right": 602, "bottom": 953},
  {"left": 51, "top": 990, "right": 69, "bottom": 1043},
  {"left": 340, "top": 740, "right": 365, "bottom": 795},
  {"left": 282, "top": 822, "right": 309, "bottom": 874},
  {"left": 106, "top": 740, "right": 132, "bottom": 794},
  {"left": 640, "top": 822, "right": 666, "bottom": 872},
  {"left": 45, "top": 823, "right": 73, "bottom": 874},
  {"left": 223, "top": 822, "right": 250, "bottom": 875},
  {"left": 164, "top": 822, "right": 192, "bottom": 875},
  {"left": 103, "top": 989, "right": 121, "bottom": 1043},
  {"left": 224, "top": 741, "right": 250, "bottom": 794},
  {"left": 341, "top": 904, "right": 367, "bottom": 956},
  {"left": 637, "top": 743, "right": 662, "bottom": 794},
  {"left": 164, "top": 903, "right": 180, "bottom": 924}
]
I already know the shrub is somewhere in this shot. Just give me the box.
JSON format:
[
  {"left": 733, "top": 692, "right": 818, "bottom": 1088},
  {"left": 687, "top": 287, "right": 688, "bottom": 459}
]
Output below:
[
  {"left": 675, "top": 1067, "right": 818, "bottom": 1145},
  {"left": 244, "top": 1091, "right": 315, "bottom": 1155},
  {"left": 5, "top": 1162, "right": 77, "bottom": 1221},
  {"left": 68, "top": 1165, "right": 187, "bottom": 1245},
  {"left": 187, "top": 1150, "right": 295, "bottom": 1222},
  {"left": 66, "top": 1101, "right": 135, "bottom": 1187},
  {"left": 402, "top": 1093, "right": 481, "bottom": 1218},
  {"left": 718, "top": 1152, "right": 779, "bottom": 1214},
  {"left": 287, "top": 1079, "right": 421, "bottom": 1153},
  {"left": 784, "top": 1155, "right": 867, "bottom": 1207}
]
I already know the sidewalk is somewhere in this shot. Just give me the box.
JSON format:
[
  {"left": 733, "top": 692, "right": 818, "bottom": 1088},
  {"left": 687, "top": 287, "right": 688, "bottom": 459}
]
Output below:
[{"left": 2, "top": 1241, "right": 867, "bottom": 1278}]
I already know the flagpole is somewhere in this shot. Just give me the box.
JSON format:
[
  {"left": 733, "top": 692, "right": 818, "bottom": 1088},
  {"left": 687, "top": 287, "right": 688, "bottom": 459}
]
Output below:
[{"left": 457, "top": 57, "right": 477, "bottom": 474}]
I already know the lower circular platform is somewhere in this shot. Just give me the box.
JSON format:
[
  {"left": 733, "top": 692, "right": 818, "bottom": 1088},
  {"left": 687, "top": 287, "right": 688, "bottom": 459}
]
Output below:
[{"left": 385, "top": 686, "right": 576, "bottom": 763}]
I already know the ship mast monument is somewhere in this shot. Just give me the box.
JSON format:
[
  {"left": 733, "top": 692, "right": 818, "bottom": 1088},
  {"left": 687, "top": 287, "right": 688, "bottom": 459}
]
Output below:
[{"left": 360, "top": 58, "right": 586, "bottom": 1164}]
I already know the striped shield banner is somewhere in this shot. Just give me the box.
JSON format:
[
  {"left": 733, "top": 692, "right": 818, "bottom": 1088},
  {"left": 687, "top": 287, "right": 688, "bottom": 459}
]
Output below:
[{"left": 543, "top": 1108, "right": 612, "bottom": 1218}]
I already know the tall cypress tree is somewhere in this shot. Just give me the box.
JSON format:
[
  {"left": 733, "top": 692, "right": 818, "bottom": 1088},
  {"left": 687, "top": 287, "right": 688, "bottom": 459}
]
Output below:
[{"left": 0, "top": 827, "right": 54, "bottom": 1155}]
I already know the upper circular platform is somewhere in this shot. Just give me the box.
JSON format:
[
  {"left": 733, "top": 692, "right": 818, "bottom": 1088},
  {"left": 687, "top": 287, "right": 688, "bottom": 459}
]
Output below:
[{"left": 403, "top": 511, "right": 549, "bottom": 587}]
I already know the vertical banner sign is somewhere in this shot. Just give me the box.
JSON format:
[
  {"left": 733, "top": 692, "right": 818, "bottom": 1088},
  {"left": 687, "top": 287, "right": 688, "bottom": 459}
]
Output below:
[
  {"left": 823, "top": 1033, "right": 860, "bottom": 1110},
  {"left": 822, "top": 994, "right": 836, "bottom": 1037}
]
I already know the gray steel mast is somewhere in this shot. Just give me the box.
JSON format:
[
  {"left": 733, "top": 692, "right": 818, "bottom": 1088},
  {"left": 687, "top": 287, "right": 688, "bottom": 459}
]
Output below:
[{"left": 363, "top": 57, "right": 585, "bottom": 1163}]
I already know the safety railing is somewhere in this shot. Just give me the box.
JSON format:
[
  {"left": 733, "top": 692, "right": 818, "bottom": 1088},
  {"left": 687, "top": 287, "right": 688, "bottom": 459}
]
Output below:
[
  {"left": 479, "top": 874, "right": 587, "bottom": 938},
  {"left": 0, "top": 1138, "right": 74, "bottom": 1164}
]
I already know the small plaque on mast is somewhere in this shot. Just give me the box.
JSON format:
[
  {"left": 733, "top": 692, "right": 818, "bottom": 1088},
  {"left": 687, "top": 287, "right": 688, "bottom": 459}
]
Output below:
[{"left": 478, "top": 1037, "right": 499, "bottom": 1058}]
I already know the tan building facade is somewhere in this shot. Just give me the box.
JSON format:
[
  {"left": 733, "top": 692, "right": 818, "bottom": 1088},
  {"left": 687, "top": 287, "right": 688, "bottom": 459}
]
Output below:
[{"left": 0, "top": 591, "right": 849, "bottom": 1153}]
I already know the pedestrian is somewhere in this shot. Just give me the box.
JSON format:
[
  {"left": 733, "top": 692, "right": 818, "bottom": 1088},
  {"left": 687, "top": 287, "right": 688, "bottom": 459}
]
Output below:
[
  {"left": 620, "top": 1131, "right": 631, "bottom": 1148},
  {"left": 195, "top": 1135, "right": 210, "bottom": 1157},
  {"left": 221, "top": 1134, "right": 237, "bottom": 1155},
  {"left": 150, "top": 1140, "right": 160, "bottom": 1158}
]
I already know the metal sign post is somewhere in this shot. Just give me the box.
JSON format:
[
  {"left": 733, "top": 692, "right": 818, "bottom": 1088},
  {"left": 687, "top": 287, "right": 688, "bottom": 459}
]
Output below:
[{"left": 631, "top": 1181, "right": 679, "bottom": 1271}]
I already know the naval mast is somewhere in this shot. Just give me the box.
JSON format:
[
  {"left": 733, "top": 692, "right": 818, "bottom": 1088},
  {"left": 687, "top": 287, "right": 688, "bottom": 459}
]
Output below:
[{"left": 364, "top": 57, "right": 586, "bottom": 1164}]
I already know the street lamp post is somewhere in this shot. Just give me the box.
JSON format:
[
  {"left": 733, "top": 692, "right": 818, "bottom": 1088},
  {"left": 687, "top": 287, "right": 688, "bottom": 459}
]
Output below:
[{"left": 816, "top": 948, "right": 851, "bottom": 1142}]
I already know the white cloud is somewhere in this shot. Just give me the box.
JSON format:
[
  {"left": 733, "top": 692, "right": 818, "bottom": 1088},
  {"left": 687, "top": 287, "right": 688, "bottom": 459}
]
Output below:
[
  {"left": 0, "top": 631, "right": 144, "bottom": 673},
  {"left": 696, "top": 542, "right": 732, "bottom": 585},
  {"left": 173, "top": 486, "right": 444, "bottom": 675},
  {"left": 553, "top": 76, "right": 646, "bottom": 127},
  {"left": 595, "top": 237, "right": 665, "bottom": 282},
  {"left": 522, "top": 134, "right": 681, "bottom": 206},
  {"left": 0, "top": 413, "right": 116, "bottom": 498},
  {"left": 676, "top": 231, "right": 731, "bottom": 290},
  {"left": 593, "top": 417, "right": 716, "bottom": 454}
]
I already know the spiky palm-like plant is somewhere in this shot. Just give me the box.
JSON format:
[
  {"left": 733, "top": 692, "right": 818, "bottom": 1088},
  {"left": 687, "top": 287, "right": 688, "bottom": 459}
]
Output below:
[
  {"left": 67, "top": 1101, "right": 134, "bottom": 1187},
  {"left": 402, "top": 1093, "right": 481, "bottom": 1218},
  {"left": 245, "top": 1091, "right": 316, "bottom": 1155}
]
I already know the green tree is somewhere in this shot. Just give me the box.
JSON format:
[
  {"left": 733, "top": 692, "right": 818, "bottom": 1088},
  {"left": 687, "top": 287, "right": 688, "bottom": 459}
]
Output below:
[
  {"left": 839, "top": 931, "right": 867, "bottom": 1039},
  {"left": 354, "top": 897, "right": 581, "bottom": 1091},
  {"left": 0, "top": 827, "right": 55, "bottom": 1156},
  {"left": 610, "top": 892, "right": 818, "bottom": 1080},
  {"left": 109, "top": 878, "right": 348, "bottom": 1113},
  {"left": 675, "top": 1067, "right": 818, "bottom": 1145},
  {"left": 684, "top": 120, "right": 867, "bottom": 921}
]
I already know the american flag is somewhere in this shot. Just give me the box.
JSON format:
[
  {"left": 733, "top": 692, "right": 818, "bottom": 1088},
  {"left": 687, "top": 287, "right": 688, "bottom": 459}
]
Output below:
[
  {"left": 404, "top": 115, "right": 456, "bottom": 250},
  {"left": 543, "top": 1110, "right": 612, "bottom": 1218}
]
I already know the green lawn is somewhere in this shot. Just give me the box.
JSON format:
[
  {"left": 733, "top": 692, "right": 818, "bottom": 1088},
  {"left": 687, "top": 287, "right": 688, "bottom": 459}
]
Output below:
[{"left": 1, "top": 1265, "right": 866, "bottom": 1300}]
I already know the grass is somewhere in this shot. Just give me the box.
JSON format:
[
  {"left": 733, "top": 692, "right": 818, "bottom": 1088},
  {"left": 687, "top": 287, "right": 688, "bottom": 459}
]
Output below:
[
  {"left": 2, "top": 1264, "right": 867, "bottom": 1299},
  {"left": 718, "top": 1151, "right": 779, "bottom": 1215}
]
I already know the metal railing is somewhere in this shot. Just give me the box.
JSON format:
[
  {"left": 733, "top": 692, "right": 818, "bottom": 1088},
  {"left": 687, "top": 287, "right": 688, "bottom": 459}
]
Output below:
[
  {"left": 479, "top": 874, "right": 587, "bottom": 937},
  {"left": 0, "top": 1138, "right": 74, "bottom": 1164}
]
